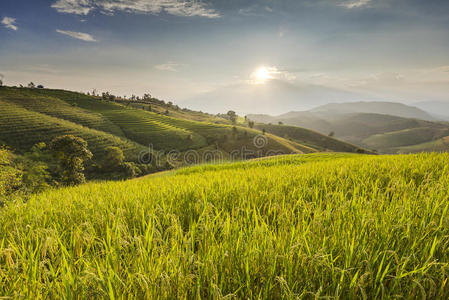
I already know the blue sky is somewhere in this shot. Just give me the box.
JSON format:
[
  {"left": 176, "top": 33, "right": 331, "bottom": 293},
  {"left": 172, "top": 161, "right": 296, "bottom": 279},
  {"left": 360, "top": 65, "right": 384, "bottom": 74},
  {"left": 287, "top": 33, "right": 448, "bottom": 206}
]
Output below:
[{"left": 1, "top": 0, "right": 449, "bottom": 112}]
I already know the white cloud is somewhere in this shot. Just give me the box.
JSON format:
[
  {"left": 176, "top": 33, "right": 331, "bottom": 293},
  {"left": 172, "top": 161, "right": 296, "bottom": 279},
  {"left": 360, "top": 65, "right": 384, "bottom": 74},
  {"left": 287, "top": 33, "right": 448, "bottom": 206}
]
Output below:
[
  {"left": 339, "top": 0, "right": 371, "bottom": 9},
  {"left": 2, "top": 17, "right": 18, "bottom": 31},
  {"left": 51, "top": 0, "right": 220, "bottom": 18},
  {"left": 155, "top": 62, "right": 184, "bottom": 72},
  {"left": 56, "top": 29, "right": 97, "bottom": 42},
  {"left": 51, "top": 0, "right": 92, "bottom": 15}
]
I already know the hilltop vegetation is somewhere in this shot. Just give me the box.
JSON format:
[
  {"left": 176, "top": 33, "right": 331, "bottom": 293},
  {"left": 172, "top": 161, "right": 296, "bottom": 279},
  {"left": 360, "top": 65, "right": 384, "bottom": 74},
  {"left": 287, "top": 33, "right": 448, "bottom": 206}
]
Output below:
[{"left": 1, "top": 153, "right": 449, "bottom": 298}]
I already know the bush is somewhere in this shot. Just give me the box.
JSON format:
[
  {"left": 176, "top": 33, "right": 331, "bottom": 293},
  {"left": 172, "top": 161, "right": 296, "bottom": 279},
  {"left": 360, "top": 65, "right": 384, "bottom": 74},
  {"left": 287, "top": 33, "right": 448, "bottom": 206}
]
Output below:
[{"left": 0, "top": 149, "right": 22, "bottom": 203}]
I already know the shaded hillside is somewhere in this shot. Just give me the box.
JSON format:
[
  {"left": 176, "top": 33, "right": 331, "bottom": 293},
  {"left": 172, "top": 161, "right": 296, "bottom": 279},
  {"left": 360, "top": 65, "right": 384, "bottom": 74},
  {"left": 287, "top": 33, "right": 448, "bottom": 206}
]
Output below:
[{"left": 254, "top": 123, "right": 367, "bottom": 153}]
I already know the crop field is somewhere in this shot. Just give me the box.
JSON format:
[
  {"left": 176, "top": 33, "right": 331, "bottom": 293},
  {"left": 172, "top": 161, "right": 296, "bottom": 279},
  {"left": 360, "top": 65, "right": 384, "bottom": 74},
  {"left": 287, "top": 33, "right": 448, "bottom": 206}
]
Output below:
[
  {"left": 0, "top": 99, "right": 145, "bottom": 161},
  {"left": 1, "top": 153, "right": 449, "bottom": 298},
  {"left": 0, "top": 87, "right": 327, "bottom": 156}
]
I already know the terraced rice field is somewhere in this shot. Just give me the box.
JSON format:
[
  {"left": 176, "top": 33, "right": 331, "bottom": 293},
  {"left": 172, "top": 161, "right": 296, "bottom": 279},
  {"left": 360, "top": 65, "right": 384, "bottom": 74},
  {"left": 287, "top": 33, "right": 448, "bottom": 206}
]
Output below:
[{"left": 0, "top": 100, "right": 145, "bottom": 161}]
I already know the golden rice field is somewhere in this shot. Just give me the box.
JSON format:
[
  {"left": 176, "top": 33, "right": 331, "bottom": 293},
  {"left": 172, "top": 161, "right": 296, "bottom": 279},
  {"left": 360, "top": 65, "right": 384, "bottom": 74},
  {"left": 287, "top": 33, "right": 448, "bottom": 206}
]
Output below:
[{"left": 1, "top": 153, "right": 449, "bottom": 299}]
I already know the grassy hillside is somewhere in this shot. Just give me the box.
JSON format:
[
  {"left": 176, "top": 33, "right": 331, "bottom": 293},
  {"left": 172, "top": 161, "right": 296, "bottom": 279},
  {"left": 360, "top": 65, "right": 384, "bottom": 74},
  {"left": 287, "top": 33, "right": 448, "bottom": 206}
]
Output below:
[
  {"left": 0, "top": 98, "right": 145, "bottom": 161},
  {"left": 1, "top": 87, "right": 375, "bottom": 168},
  {"left": 1, "top": 153, "right": 449, "bottom": 298},
  {"left": 254, "top": 123, "right": 366, "bottom": 153},
  {"left": 363, "top": 127, "right": 449, "bottom": 152},
  {"left": 0, "top": 87, "right": 318, "bottom": 163}
]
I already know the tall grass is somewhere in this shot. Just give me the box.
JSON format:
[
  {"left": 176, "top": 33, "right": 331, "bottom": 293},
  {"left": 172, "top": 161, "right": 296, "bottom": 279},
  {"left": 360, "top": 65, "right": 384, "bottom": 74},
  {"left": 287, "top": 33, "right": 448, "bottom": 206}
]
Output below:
[{"left": 1, "top": 153, "right": 449, "bottom": 298}]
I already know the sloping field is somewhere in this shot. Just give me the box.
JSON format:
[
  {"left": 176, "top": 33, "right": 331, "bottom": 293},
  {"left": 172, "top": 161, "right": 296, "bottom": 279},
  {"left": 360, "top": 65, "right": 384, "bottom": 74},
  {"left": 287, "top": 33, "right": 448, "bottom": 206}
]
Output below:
[
  {"left": 1, "top": 153, "right": 449, "bottom": 298},
  {"left": 0, "top": 88, "right": 125, "bottom": 137},
  {"left": 363, "top": 127, "right": 449, "bottom": 152},
  {"left": 255, "top": 123, "right": 364, "bottom": 153},
  {"left": 0, "top": 99, "right": 145, "bottom": 161},
  {"left": 0, "top": 87, "right": 322, "bottom": 156}
]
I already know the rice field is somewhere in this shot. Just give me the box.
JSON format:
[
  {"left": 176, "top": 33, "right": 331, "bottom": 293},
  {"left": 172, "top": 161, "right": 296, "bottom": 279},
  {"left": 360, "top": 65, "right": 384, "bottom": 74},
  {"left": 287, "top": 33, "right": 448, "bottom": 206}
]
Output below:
[
  {"left": 1, "top": 153, "right": 449, "bottom": 298},
  {"left": 0, "top": 99, "right": 145, "bottom": 161}
]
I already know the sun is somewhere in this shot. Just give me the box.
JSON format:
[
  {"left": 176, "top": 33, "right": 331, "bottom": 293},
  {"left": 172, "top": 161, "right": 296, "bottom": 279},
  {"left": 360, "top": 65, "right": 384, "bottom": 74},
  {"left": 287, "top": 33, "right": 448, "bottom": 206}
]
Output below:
[{"left": 255, "top": 67, "right": 271, "bottom": 81}]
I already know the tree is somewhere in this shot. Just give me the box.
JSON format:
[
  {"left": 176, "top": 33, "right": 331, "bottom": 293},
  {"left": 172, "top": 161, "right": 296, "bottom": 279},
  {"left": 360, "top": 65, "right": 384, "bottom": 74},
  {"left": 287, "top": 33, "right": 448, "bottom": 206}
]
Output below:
[
  {"left": 0, "top": 79, "right": 3, "bottom": 86},
  {"left": 49, "top": 135, "right": 92, "bottom": 186},
  {"left": 328, "top": 131, "right": 335, "bottom": 137},
  {"left": 143, "top": 93, "right": 152, "bottom": 101},
  {"left": 0, "top": 149, "right": 22, "bottom": 201},
  {"left": 232, "top": 126, "right": 238, "bottom": 136},
  {"left": 28, "top": 82, "right": 35, "bottom": 88},
  {"left": 248, "top": 121, "right": 255, "bottom": 129},
  {"left": 17, "top": 143, "right": 51, "bottom": 193},
  {"left": 101, "top": 146, "right": 124, "bottom": 171},
  {"left": 262, "top": 128, "right": 266, "bottom": 135},
  {"left": 278, "top": 121, "right": 283, "bottom": 125},
  {"left": 227, "top": 110, "right": 237, "bottom": 124}
]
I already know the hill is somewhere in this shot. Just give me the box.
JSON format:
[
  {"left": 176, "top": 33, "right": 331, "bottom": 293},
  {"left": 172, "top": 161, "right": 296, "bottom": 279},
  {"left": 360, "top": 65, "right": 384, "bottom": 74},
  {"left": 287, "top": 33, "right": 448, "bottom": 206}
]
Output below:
[
  {"left": 311, "top": 101, "right": 436, "bottom": 121},
  {"left": 248, "top": 108, "right": 449, "bottom": 153},
  {"left": 413, "top": 101, "right": 449, "bottom": 121},
  {"left": 253, "top": 123, "right": 366, "bottom": 153},
  {"left": 1, "top": 153, "right": 449, "bottom": 298},
  {"left": 0, "top": 87, "right": 373, "bottom": 170}
]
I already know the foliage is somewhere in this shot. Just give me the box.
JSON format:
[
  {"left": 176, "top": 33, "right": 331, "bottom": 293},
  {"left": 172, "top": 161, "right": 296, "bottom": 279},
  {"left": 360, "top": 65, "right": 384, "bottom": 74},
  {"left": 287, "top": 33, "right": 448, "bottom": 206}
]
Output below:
[
  {"left": 49, "top": 135, "right": 93, "bottom": 186},
  {"left": 15, "top": 142, "right": 51, "bottom": 194},
  {"left": 0, "top": 148, "right": 22, "bottom": 202},
  {"left": 101, "top": 146, "right": 125, "bottom": 171},
  {"left": 227, "top": 110, "right": 237, "bottom": 124}
]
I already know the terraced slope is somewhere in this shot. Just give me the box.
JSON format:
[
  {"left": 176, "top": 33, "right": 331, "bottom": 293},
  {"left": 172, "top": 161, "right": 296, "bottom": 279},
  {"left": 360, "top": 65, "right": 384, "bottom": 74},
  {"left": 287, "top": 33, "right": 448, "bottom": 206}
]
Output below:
[
  {"left": 254, "top": 123, "right": 365, "bottom": 153},
  {"left": 0, "top": 88, "right": 125, "bottom": 137},
  {"left": 0, "top": 87, "right": 324, "bottom": 156},
  {"left": 0, "top": 99, "right": 145, "bottom": 161},
  {"left": 1, "top": 87, "right": 380, "bottom": 163}
]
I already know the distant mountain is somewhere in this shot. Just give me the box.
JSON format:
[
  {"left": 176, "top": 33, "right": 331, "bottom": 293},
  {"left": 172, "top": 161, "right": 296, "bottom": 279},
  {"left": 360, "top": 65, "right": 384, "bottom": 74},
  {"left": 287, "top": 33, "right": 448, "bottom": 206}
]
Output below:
[
  {"left": 413, "top": 101, "right": 449, "bottom": 120},
  {"left": 248, "top": 101, "right": 449, "bottom": 154},
  {"left": 311, "top": 101, "right": 436, "bottom": 121},
  {"left": 181, "top": 79, "right": 375, "bottom": 115}
]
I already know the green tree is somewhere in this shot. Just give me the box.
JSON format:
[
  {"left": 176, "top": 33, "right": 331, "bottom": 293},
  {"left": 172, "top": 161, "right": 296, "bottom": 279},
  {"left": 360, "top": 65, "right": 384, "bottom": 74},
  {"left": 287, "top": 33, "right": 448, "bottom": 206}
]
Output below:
[
  {"left": 248, "top": 121, "right": 255, "bottom": 129},
  {"left": 49, "top": 135, "right": 92, "bottom": 186},
  {"left": 227, "top": 110, "right": 237, "bottom": 124},
  {"left": 101, "top": 146, "right": 125, "bottom": 171},
  {"left": 18, "top": 143, "right": 51, "bottom": 193},
  {"left": 0, "top": 149, "right": 22, "bottom": 202}
]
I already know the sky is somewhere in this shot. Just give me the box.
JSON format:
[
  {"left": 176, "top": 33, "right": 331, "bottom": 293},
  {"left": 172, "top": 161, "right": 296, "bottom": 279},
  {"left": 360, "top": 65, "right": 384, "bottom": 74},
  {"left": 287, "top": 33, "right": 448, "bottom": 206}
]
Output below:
[{"left": 1, "top": 0, "right": 449, "bottom": 113}]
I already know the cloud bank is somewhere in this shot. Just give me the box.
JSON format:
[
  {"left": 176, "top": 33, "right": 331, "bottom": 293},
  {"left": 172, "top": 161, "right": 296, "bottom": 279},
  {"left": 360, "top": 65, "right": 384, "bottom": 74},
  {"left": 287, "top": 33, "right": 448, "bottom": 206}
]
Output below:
[
  {"left": 56, "top": 29, "right": 97, "bottom": 41},
  {"left": 51, "top": 0, "right": 220, "bottom": 18},
  {"left": 1, "top": 17, "right": 18, "bottom": 31}
]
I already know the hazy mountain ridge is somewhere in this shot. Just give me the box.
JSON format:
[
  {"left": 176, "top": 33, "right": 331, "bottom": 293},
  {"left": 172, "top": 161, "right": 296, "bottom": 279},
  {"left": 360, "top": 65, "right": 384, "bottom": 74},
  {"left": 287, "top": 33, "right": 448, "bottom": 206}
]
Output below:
[{"left": 248, "top": 101, "right": 449, "bottom": 153}]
